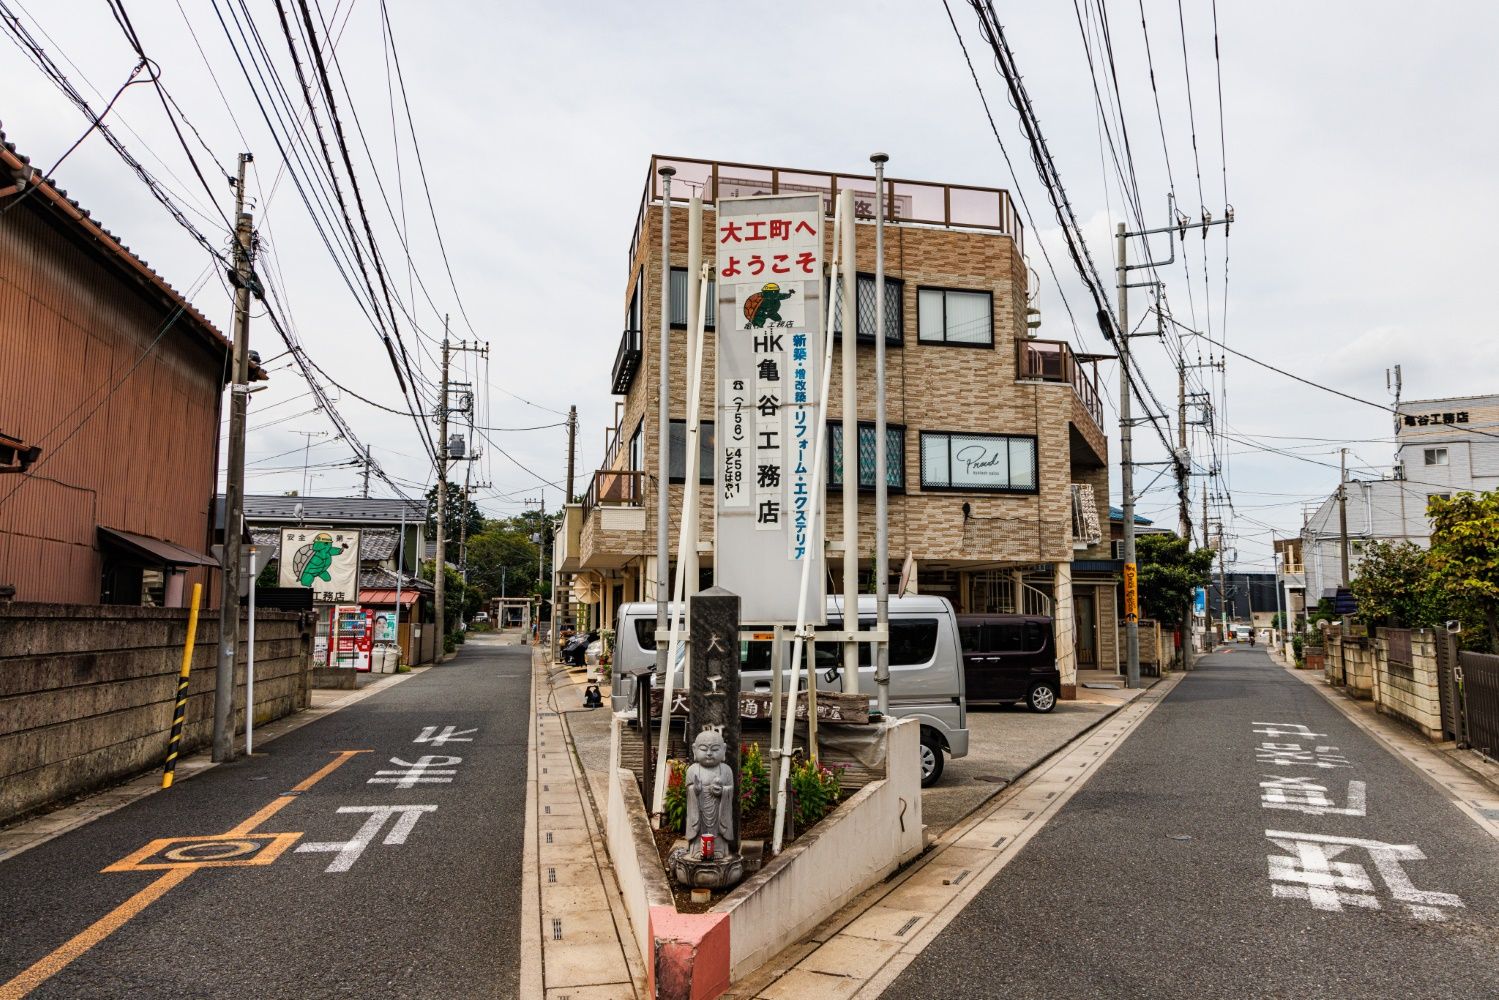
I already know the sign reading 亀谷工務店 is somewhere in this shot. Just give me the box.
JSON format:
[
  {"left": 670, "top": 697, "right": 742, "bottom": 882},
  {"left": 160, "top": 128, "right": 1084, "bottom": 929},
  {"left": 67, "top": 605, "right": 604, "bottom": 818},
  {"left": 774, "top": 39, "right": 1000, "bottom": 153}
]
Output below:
[
  {"left": 714, "top": 194, "right": 826, "bottom": 626},
  {"left": 278, "top": 528, "right": 360, "bottom": 604}
]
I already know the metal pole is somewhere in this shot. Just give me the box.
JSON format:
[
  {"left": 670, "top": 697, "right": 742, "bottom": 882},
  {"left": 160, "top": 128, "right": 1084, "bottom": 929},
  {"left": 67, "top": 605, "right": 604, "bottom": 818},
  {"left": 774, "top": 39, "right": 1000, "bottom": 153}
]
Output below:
[
  {"left": 246, "top": 546, "right": 257, "bottom": 755},
  {"left": 394, "top": 506, "right": 405, "bottom": 667},
  {"left": 435, "top": 318, "right": 450, "bottom": 652},
  {"left": 1117, "top": 222, "right": 1141, "bottom": 689},
  {"left": 840, "top": 189, "right": 859, "bottom": 694},
  {"left": 1338, "top": 447, "right": 1351, "bottom": 587},
  {"left": 1177, "top": 357, "right": 1193, "bottom": 668},
  {"left": 685, "top": 197, "right": 703, "bottom": 598},
  {"left": 871, "top": 153, "right": 890, "bottom": 715},
  {"left": 769, "top": 626, "right": 783, "bottom": 796},
  {"left": 214, "top": 152, "right": 254, "bottom": 762},
  {"left": 654, "top": 166, "right": 674, "bottom": 732}
]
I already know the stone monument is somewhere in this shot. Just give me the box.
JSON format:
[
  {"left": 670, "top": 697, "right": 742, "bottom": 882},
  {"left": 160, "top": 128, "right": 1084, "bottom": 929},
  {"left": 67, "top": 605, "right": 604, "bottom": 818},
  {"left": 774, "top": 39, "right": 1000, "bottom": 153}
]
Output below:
[{"left": 669, "top": 587, "right": 745, "bottom": 890}]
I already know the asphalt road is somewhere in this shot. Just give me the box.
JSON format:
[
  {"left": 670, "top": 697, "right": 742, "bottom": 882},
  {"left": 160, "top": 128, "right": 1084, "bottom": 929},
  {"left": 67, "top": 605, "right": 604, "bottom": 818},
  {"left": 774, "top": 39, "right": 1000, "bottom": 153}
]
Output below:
[
  {"left": 0, "top": 637, "right": 530, "bottom": 1000},
  {"left": 887, "top": 647, "right": 1499, "bottom": 1000}
]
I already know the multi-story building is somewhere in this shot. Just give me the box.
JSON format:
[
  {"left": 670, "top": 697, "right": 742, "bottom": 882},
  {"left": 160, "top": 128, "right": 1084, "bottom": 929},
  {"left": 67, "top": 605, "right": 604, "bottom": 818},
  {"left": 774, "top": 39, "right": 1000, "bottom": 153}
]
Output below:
[
  {"left": 557, "top": 156, "right": 1114, "bottom": 696},
  {"left": 1300, "top": 393, "right": 1499, "bottom": 602}
]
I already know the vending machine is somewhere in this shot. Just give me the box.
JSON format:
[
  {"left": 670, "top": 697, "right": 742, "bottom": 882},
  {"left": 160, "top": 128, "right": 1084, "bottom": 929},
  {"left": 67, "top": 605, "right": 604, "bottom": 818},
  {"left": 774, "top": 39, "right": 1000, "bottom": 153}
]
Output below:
[{"left": 331, "top": 605, "right": 374, "bottom": 671}]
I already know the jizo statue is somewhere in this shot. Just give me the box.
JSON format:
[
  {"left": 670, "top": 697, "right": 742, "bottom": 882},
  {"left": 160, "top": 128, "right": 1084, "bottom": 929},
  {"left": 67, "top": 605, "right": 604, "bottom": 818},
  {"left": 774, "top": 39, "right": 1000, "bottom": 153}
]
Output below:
[{"left": 684, "top": 728, "right": 735, "bottom": 858}]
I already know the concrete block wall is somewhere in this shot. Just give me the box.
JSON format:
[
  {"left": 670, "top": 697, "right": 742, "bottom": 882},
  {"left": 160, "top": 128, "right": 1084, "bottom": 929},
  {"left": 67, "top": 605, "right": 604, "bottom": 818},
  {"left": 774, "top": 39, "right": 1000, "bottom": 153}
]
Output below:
[
  {"left": 0, "top": 602, "right": 312, "bottom": 824},
  {"left": 1373, "top": 630, "right": 1443, "bottom": 740}
]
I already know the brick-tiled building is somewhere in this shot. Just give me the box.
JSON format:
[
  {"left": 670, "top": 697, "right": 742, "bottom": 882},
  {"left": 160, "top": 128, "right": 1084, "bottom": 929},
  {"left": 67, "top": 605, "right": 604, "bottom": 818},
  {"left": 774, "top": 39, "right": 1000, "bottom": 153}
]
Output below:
[{"left": 557, "top": 156, "right": 1118, "bottom": 695}]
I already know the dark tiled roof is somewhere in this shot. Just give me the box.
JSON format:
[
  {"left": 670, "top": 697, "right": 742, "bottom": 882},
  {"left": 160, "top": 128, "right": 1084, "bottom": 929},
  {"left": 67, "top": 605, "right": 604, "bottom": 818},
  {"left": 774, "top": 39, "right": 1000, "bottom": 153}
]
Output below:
[
  {"left": 1107, "top": 506, "right": 1154, "bottom": 525},
  {"left": 0, "top": 122, "right": 228, "bottom": 351},
  {"left": 358, "top": 567, "right": 432, "bottom": 592},
  {"left": 219, "top": 494, "right": 426, "bottom": 529}
]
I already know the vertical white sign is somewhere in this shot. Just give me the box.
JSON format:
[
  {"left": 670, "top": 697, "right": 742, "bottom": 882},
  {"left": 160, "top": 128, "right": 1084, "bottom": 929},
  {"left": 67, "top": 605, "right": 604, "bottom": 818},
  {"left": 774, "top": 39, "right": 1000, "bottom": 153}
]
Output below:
[{"left": 714, "top": 194, "right": 826, "bottom": 625}]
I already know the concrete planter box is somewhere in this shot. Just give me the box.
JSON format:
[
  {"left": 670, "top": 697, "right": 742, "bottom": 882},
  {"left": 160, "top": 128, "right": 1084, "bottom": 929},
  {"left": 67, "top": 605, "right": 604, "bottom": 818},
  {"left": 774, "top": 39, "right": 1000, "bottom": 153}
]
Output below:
[{"left": 605, "top": 715, "right": 924, "bottom": 998}]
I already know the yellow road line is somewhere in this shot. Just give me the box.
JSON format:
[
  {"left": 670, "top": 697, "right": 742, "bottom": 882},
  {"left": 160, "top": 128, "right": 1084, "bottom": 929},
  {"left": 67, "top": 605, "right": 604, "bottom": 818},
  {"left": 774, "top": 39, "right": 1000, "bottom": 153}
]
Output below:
[
  {"left": 0, "top": 750, "right": 370, "bottom": 998},
  {"left": 0, "top": 867, "right": 194, "bottom": 1000}
]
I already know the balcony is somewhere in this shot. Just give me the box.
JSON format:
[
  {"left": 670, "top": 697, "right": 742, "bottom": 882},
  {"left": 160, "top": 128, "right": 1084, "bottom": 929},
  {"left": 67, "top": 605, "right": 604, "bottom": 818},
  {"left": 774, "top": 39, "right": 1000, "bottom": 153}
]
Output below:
[
  {"left": 584, "top": 468, "right": 647, "bottom": 513},
  {"left": 630, "top": 154, "right": 1025, "bottom": 268},
  {"left": 611, "top": 328, "right": 642, "bottom": 395},
  {"left": 1017, "top": 338, "right": 1105, "bottom": 433}
]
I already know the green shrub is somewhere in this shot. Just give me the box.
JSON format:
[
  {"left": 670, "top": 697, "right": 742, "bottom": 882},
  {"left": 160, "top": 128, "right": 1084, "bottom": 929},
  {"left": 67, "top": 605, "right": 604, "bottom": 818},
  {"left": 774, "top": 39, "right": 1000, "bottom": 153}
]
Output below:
[
  {"left": 443, "top": 635, "right": 456, "bottom": 654},
  {"left": 663, "top": 759, "right": 688, "bottom": 833},
  {"left": 454, "top": 629, "right": 467, "bottom": 645},
  {"left": 1292, "top": 633, "right": 1304, "bottom": 660},
  {"left": 739, "top": 742, "right": 768, "bottom": 812},
  {"left": 789, "top": 757, "right": 843, "bottom": 829}
]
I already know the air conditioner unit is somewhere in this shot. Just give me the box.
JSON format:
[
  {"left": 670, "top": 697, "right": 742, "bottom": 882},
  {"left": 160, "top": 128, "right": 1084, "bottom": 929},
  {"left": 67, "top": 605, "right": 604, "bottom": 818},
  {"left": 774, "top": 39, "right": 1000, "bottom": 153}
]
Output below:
[{"left": 1112, "top": 539, "right": 1126, "bottom": 560}]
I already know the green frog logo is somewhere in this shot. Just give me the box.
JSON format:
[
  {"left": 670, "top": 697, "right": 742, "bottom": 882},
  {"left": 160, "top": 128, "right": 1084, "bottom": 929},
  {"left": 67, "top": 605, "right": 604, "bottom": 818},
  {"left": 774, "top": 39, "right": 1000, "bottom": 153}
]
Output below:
[
  {"left": 292, "top": 532, "right": 344, "bottom": 587},
  {"left": 742, "top": 282, "right": 795, "bottom": 329}
]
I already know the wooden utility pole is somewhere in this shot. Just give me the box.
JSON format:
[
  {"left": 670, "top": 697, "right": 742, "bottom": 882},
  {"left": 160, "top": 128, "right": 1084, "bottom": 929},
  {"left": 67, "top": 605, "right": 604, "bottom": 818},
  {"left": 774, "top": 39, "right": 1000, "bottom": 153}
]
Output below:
[{"left": 214, "top": 152, "right": 254, "bottom": 763}]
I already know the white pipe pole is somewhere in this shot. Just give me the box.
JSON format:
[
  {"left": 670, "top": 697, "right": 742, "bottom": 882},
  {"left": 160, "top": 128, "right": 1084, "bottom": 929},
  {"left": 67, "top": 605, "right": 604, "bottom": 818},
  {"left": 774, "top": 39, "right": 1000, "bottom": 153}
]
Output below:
[
  {"left": 871, "top": 153, "right": 891, "bottom": 716},
  {"left": 653, "top": 165, "right": 674, "bottom": 747},
  {"left": 684, "top": 197, "right": 703, "bottom": 597},
  {"left": 773, "top": 198, "right": 842, "bottom": 854},
  {"left": 393, "top": 507, "right": 405, "bottom": 668},
  {"left": 246, "top": 546, "right": 257, "bottom": 755},
  {"left": 650, "top": 264, "right": 712, "bottom": 818},
  {"left": 839, "top": 189, "right": 859, "bottom": 695}
]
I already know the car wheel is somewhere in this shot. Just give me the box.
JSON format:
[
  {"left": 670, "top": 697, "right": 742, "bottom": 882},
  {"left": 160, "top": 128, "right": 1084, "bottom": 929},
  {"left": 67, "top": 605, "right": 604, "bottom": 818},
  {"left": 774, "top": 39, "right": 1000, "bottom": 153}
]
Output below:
[
  {"left": 1028, "top": 682, "right": 1058, "bottom": 713},
  {"left": 920, "top": 728, "right": 945, "bottom": 787}
]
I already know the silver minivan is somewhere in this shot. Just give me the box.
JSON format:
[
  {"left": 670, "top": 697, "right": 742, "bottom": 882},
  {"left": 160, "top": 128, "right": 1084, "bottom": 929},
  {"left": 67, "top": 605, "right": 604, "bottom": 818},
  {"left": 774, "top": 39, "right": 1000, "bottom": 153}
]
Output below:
[{"left": 609, "top": 595, "right": 969, "bottom": 786}]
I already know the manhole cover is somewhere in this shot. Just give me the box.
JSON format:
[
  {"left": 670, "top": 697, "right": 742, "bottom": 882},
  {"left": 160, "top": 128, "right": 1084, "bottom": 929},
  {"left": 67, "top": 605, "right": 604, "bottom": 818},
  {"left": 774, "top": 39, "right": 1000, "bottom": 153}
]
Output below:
[{"left": 973, "top": 775, "right": 1009, "bottom": 784}]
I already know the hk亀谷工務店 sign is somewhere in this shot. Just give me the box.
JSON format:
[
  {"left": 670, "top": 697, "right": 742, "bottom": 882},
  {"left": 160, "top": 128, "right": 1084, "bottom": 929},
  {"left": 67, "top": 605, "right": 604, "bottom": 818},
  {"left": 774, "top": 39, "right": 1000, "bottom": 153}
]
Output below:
[
  {"left": 279, "top": 528, "right": 360, "bottom": 603},
  {"left": 714, "top": 194, "right": 826, "bottom": 625}
]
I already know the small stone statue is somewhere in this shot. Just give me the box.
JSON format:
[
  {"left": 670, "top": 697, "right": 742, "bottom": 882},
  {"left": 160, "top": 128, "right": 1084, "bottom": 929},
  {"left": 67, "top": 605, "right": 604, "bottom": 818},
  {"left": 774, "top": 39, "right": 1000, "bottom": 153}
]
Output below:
[{"left": 684, "top": 729, "right": 735, "bottom": 858}]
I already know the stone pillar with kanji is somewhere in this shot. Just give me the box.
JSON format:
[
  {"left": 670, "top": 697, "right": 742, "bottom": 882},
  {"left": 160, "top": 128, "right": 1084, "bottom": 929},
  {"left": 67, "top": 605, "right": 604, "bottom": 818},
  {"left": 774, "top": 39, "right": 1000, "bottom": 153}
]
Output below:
[{"left": 670, "top": 586, "right": 745, "bottom": 890}]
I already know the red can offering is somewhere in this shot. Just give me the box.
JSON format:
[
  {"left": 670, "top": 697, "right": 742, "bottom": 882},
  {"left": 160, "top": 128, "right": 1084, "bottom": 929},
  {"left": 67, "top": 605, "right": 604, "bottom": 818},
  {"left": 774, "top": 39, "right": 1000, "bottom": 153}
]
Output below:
[{"left": 700, "top": 834, "right": 715, "bottom": 860}]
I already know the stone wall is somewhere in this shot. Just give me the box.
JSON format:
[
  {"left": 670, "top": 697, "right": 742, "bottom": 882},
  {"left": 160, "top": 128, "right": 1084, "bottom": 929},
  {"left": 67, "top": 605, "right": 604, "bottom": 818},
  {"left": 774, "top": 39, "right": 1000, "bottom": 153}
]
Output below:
[
  {"left": 1374, "top": 629, "right": 1443, "bottom": 740},
  {"left": 0, "top": 602, "right": 311, "bottom": 824}
]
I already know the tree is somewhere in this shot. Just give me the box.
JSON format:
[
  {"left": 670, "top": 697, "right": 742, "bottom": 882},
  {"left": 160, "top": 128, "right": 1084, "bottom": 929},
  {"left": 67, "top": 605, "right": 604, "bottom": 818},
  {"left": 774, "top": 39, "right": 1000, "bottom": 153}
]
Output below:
[
  {"left": 1427, "top": 491, "right": 1499, "bottom": 650},
  {"left": 424, "top": 482, "right": 486, "bottom": 551},
  {"left": 1135, "top": 533, "right": 1216, "bottom": 651},
  {"left": 464, "top": 524, "right": 540, "bottom": 603},
  {"left": 1350, "top": 540, "right": 1444, "bottom": 629}
]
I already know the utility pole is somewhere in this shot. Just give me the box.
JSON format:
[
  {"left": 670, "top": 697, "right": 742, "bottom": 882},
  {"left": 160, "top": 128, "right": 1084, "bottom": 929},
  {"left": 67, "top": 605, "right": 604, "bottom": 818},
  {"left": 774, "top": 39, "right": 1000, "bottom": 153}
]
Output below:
[
  {"left": 434, "top": 320, "right": 450, "bottom": 652},
  {"left": 214, "top": 151, "right": 254, "bottom": 763},
  {"left": 361, "top": 445, "right": 372, "bottom": 498},
  {"left": 560, "top": 404, "right": 577, "bottom": 639},
  {"left": 1218, "top": 522, "right": 1230, "bottom": 637},
  {"left": 1338, "top": 446, "right": 1351, "bottom": 588},
  {"left": 1203, "top": 486, "right": 1211, "bottom": 646},
  {"left": 1176, "top": 356, "right": 1193, "bottom": 667},
  {"left": 1116, "top": 222, "right": 1141, "bottom": 689}
]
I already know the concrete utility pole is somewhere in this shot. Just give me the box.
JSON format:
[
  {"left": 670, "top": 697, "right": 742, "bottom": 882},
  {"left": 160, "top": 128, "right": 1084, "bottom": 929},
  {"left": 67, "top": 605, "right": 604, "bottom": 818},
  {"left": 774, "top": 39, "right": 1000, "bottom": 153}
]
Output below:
[
  {"left": 1217, "top": 519, "right": 1230, "bottom": 636},
  {"left": 1338, "top": 446, "right": 1351, "bottom": 588},
  {"left": 654, "top": 167, "right": 674, "bottom": 694},
  {"left": 871, "top": 153, "right": 891, "bottom": 715},
  {"left": 560, "top": 404, "right": 577, "bottom": 638},
  {"left": 1116, "top": 223, "right": 1141, "bottom": 689},
  {"left": 1176, "top": 357, "right": 1193, "bottom": 666},
  {"left": 214, "top": 151, "right": 254, "bottom": 763},
  {"left": 434, "top": 319, "right": 450, "bottom": 649}
]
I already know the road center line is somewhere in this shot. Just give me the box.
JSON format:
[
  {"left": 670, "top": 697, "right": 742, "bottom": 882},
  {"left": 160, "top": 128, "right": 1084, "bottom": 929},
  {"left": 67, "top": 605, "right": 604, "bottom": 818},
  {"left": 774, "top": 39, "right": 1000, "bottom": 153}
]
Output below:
[{"left": 0, "top": 750, "right": 369, "bottom": 999}]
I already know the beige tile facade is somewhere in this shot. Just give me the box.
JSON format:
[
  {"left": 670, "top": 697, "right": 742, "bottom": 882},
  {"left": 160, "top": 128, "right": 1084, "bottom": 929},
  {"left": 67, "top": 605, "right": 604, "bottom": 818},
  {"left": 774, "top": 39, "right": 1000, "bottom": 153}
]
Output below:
[{"left": 575, "top": 168, "right": 1111, "bottom": 619}]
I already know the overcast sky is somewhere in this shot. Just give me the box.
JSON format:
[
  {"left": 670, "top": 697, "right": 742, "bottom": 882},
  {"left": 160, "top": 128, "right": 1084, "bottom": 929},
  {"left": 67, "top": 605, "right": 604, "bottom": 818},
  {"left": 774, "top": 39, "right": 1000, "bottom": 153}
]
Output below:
[{"left": 6, "top": 1, "right": 1496, "bottom": 570}]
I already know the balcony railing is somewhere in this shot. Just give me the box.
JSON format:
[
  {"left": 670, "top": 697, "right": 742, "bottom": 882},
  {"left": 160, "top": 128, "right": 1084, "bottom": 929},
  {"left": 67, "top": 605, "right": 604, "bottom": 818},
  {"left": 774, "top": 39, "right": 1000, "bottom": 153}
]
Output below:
[
  {"left": 1017, "top": 338, "right": 1105, "bottom": 431},
  {"left": 611, "top": 328, "right": 642, "bottom": 395},
  {"left": 583, "top": 469, "right": 647, "bottom": 514},
  {"left": 630, "top": 154, "right": 1024, "bottom": 268}
]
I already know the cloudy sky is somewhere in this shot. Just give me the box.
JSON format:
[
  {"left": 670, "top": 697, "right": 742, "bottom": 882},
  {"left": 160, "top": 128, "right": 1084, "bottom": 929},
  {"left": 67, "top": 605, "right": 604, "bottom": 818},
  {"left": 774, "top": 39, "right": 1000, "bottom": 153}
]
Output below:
[{"left": 6, "top": 1, "right": 1495, "bottom": 570}]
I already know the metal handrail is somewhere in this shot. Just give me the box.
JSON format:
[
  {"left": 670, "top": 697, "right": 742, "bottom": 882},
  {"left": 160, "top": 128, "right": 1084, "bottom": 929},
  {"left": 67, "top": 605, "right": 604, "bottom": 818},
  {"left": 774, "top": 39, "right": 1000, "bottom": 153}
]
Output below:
[
  {"left": 583, "top": 468, "right": 648, "bottom": 514},
  {"left": 1017, "top": 339, "right": 1105, "bottom": 431}
]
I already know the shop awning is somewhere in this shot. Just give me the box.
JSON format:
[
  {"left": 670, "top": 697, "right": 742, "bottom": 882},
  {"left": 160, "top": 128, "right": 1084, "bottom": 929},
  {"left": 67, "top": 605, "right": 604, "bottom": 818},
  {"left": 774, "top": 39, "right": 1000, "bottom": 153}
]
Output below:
[
  {"left": 98, "top": 526, "right": 219, "bottom": 567},
  {"left": 359, "top": 589, "right": 419, "bottom": 606}
]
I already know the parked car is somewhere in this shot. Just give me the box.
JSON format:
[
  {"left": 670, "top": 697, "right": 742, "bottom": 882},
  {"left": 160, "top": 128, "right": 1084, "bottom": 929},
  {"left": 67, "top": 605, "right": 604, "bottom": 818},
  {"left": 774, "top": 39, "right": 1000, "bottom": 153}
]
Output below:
[
  {"left": 611, "top": 595, "right": 970, "bottom": 788},
  {"left": 473, "top": 611, "right": 489, "bottom": 624},
  {"left": 955, "top": 614, "right": 1060, "bottom": 713}
]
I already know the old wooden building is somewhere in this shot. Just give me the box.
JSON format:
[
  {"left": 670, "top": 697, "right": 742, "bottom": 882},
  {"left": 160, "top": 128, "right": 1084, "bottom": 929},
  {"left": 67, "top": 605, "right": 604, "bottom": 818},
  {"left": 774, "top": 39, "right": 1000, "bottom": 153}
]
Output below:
[{"left": 0, "top": 126, "right": 230, "bottom": 605}]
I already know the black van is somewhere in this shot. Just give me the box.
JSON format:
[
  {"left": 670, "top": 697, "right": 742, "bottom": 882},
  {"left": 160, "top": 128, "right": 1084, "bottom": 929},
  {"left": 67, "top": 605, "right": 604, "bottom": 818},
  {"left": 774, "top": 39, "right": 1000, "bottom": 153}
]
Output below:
[{"left": 956, "top": 614, "right": 1060, "bottom": 712}]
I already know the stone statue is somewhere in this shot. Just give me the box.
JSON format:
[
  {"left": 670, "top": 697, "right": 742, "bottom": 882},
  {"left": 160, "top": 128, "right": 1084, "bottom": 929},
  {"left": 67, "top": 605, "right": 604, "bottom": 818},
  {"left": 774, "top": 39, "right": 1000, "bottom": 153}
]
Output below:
[{"left": 684, "top": 729, "right": 735, "bottom": 857}]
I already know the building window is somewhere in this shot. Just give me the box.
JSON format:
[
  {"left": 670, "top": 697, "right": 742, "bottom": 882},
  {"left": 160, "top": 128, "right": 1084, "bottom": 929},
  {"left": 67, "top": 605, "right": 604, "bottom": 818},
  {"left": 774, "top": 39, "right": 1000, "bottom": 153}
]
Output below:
[
  {"left": 917, "top": 287, "right": 993, "bottom": 346},
  {"left": 832, "top": 273, "right": 903, "bottom": 345},
  {"left": 920, "top": 432, "right": 1038, "bottom": 493},
  {"left": 627, "top": 271, "right": 642, "bottom": 332},
  {"left": 628, "top": 421, "right": 643, "bottom": 472},
  {"left": 829, "top": 422, "right": 905, "bottom": 490},
  {"left": 1424, "top": 447, "right": 1448, "bottom": 466},
  {"left": 668, "top": 419, "right": 715, "bottom": 483},
  {"left": 669, "top": 268, "right": 717, "bottom": 329},
  {"left": 1430, "top": 492, "right": 1450, "bottom": 502}
]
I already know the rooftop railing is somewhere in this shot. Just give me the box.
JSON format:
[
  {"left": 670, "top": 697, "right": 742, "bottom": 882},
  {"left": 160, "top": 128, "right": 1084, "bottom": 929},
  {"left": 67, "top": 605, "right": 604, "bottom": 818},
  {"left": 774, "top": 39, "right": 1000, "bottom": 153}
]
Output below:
[
  {"left": 1017, "top": 338, "right": 1105, "bottom": 432},
  {"left": 630, "top": 154, "right": 1024, "bottom": 268}
]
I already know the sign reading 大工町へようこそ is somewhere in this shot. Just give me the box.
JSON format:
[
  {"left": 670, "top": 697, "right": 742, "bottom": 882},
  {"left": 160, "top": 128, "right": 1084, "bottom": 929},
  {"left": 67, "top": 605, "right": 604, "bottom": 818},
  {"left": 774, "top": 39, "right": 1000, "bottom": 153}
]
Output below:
[
  {"left": 278, "top": 528, "right": 360, "bottom": 603},
  {"left": 713, "top": 194, "right": 825, "bottom": 626}
]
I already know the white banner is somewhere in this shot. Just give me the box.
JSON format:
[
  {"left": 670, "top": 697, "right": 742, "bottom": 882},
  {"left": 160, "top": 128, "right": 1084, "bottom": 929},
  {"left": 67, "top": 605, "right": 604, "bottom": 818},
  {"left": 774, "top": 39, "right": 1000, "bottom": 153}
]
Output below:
[
  {"left": 714, "top": 194, "right": 826, "bottom": 625},
  {"left": 279, "top": 527, "right": 361, "bottom": 604}
]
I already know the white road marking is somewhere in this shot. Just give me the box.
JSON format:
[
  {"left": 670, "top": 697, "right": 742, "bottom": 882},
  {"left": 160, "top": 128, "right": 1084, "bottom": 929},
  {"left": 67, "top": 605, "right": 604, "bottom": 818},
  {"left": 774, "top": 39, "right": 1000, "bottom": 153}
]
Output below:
[
  {"left": 1265, "top": 830, "right": 1463, "bottom": 920},
  {"left": 1256, "top": 742, "right": 1351, "bottom": 769},
  {"left": 295, "top": 805, "right": 438, "bottom": 872},
  {"left": 414, "top": 725, "right": 477, "bottom": 746},
  {"left": 1252, "top": 722, "right": 1327, "bottom": 739},
  {"left": 1260, "top": 776, "right": 1367, "bottom": 817},
  {"left": 367, "top": 755, "right": 462, "bottom": 788}
]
